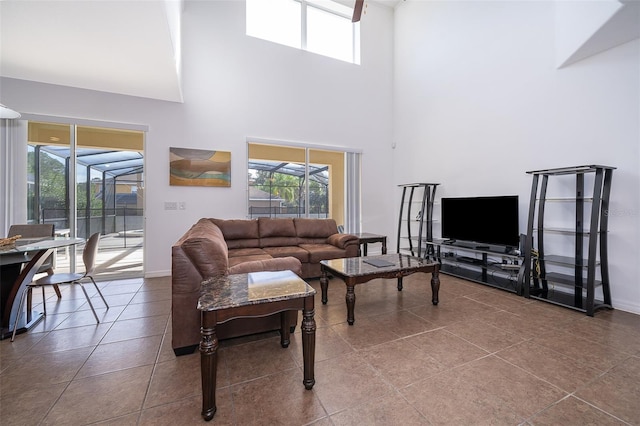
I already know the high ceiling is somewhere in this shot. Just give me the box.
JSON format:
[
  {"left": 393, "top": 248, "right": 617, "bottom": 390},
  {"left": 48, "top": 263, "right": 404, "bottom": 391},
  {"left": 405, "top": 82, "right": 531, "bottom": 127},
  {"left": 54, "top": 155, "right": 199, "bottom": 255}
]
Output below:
[
  {"left": 2, "top": 0, "right": 637, "bottom": 104},
  {"left": 0, "top": 0, "right": 399, "bottom": 103},
  {"left": 0, "top": 0, "right": 183, "bottom": 102}
]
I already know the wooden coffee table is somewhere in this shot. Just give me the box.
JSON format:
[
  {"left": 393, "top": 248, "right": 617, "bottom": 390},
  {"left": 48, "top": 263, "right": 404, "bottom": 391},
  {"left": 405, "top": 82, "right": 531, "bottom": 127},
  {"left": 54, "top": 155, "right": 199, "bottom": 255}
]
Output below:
[
  {"left": 320, "top": 254, "right": 440, "bottom": 325},
  {"left": 198, "top": 270, "right": 316, "bottom": 421}
]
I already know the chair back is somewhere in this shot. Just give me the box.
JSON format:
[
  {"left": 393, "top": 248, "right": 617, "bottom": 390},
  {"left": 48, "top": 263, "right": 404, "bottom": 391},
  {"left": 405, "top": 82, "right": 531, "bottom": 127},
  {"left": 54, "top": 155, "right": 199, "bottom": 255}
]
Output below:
[
  {"left": 8, "top": 224, "right": 56, "bottom": 273},
  {"left": 83, "top": 232, "right": 101, "bottom": 276},
  {"left": 8, "top": 224, "right": 54, "bottom": 238}
]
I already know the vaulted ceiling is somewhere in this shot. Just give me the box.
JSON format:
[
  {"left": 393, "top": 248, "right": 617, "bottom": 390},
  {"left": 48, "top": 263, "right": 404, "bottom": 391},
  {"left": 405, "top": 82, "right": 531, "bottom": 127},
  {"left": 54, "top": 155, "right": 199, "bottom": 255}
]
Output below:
[
  {"left": 0, "top": 0, "right": 399, "bottom": 103},
  {"left": 0, "top": 0, "right": 184, "bottom": 102},
  {"left": 2, "top": 0, "right": 636, "bottom": 104}
]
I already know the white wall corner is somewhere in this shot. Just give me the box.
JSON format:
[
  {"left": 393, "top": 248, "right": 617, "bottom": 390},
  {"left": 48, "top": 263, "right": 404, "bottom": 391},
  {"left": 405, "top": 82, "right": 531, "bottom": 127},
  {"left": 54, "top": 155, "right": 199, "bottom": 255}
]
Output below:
[
  {"left": 555, "top": 0, "right": 639, "bottom": 69},
  {"left": 164, "top": 0, "right": 184, "bottom": 102}
]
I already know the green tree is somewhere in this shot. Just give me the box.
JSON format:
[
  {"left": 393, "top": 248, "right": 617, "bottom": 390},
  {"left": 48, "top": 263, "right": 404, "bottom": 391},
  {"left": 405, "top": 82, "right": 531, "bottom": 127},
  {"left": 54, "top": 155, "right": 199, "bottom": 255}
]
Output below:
[
  {"left": 28, "top": 148, "right": 103, "bottom": 217},
  {"left": 309, "top": 180, "right": 327, "bottom": 214},
  {"left": 255, "top": 171, "right": 300, "bottom": 205},
  {"left": 28, "top": 150, "right": 66, "bottom": 206}
]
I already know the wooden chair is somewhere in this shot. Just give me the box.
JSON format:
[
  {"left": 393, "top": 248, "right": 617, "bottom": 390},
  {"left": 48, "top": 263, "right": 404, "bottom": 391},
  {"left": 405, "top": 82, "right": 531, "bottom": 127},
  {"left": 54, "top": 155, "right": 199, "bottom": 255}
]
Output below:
[{"left": 11, "top": 232, "right": 109, "bottom": 341}]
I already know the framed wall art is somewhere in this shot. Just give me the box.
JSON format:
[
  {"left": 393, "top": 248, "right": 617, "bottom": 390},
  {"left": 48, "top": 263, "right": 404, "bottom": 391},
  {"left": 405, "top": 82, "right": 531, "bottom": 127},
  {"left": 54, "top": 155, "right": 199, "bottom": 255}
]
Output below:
[{"left": 169, "top": 147, "right": 231, "bottom": 187}]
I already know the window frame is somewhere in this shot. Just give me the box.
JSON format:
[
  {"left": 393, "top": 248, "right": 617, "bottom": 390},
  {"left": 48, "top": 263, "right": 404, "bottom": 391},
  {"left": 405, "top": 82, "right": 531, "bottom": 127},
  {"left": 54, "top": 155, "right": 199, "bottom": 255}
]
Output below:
[
  {"left": 246, "top": 0, "right": 360, "bottom": 64},
  {"left": 246, "top": 138, "right": 362, "bottom": 230}
]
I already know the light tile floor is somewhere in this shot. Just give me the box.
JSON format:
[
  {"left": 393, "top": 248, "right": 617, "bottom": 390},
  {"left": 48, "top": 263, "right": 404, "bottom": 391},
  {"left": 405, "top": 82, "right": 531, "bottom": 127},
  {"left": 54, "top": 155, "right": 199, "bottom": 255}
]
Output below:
[{"left": 1, "top": 274, "right": 639, "bottom": 425}]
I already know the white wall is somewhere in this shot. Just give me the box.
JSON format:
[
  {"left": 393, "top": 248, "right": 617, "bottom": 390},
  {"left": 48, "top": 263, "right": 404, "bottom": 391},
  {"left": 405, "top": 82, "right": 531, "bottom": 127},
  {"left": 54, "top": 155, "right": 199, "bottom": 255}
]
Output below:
[
  {"left": 0, "top": 1, "right": 395, "bottom": 276},
  {"left": 394, "top": 1, "right": 640, "bottom": 314}
]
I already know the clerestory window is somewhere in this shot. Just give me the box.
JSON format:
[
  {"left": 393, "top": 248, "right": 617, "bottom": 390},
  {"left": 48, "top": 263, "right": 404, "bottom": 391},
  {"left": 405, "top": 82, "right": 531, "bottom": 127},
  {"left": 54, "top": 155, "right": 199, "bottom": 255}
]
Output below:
[{"left": 246, "top": 0, "right": 360, "bottom": 64}]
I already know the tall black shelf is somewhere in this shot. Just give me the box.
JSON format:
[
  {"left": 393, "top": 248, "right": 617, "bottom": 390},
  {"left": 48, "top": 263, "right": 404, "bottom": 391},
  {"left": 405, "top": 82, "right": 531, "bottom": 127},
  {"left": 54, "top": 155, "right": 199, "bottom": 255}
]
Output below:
[
  {"left": 522, "top": 165, "right": 615, "bottom": 316},
  {"left": 397, "top": 183, "right": 439, "bottom": 258}
]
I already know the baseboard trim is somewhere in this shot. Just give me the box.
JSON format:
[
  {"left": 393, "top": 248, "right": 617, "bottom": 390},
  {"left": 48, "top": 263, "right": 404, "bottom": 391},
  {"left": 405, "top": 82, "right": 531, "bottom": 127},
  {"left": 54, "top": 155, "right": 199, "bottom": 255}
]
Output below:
[{"left": 144, "top": 270, "right": 170, "bottom": 278}]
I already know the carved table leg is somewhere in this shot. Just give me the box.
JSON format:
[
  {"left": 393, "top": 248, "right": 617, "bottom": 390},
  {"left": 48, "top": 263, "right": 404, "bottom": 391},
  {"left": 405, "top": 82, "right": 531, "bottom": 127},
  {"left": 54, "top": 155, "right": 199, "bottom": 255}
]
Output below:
[
  {"left": 302, "top": 296, "right": 316, "bottom": 390},
  {"left": 397, "top": 276, "right": 403, "bottom": 291},
  {"left": 200, "top": 311, "right": 218, "bottom": 421},
  {"left": 346, "top": 283, "right": 356, "bottom": 325},
  {"left": 280, "top": 311, "right": 290, "bottom": 348},
  {"left": 320, "top": 268, "right": 329, "bottom": 305},
  {"left": 431, "top": 266, "right": 440, "bottom": 306}
]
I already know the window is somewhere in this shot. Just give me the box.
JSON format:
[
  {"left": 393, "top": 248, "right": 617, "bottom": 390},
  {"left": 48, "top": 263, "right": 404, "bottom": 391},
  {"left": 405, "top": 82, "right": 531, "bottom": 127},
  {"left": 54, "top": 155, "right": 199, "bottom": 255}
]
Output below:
[
  {"left": 247, "top": 141, "right": 350, "bottom": 222},
  {"left": 24, "top": 121, "right": 145, "bottom": 279},
  {"left": 246, "top": 0, "right": 360, "bottom": 64}
]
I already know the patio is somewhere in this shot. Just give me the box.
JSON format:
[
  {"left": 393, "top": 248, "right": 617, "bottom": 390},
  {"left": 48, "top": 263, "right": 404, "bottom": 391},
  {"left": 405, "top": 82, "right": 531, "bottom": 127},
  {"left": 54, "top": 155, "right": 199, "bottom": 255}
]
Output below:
[{"left": 51, "top": 232, "right": 143, "bottom": 281}]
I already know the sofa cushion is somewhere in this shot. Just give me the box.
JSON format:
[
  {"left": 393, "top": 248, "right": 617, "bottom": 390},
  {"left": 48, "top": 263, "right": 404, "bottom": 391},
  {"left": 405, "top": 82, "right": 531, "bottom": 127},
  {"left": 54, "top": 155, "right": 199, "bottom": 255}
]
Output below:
[
  {"left": 294, "top": 218, "right": 338, "bottom": 238},
  {"left": 259, "top": 218, "right": 296, "bottom": 237},
  {"left": 228, "top": 254, "right": 273, "bottom": 268},
  {"left": 297, "top": 236, "right": 330, "bottom": 245},
  {"left": 228, "top": 256, "right": 302, "bottom": 276},
  {"left": 299, "top": 243, "right": 347, "bottom": 263},
  {"left": 210, "top": 219, "right": 260, "bottom": 249},
  {"left": 261, "top": 236, "right": 300, "bottom": 248},
  {"left": 228, "top": 247, "right": 269, "bottom": 258},
  {"left": 259, "top": 218, "right": 298, "bottom": 247},
  {"left": 263, "top": 246, "right": 310, "bottom": 263},
  {"left": 211, "top": 218, "right": 259, "bottom": 239}
]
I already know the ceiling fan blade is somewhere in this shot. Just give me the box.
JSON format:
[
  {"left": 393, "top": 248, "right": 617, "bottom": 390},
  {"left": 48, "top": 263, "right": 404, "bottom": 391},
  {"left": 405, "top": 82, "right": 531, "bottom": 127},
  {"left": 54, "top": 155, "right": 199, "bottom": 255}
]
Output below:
[{"left": 352, "top": 0, "right": 364, "bottom": 23}]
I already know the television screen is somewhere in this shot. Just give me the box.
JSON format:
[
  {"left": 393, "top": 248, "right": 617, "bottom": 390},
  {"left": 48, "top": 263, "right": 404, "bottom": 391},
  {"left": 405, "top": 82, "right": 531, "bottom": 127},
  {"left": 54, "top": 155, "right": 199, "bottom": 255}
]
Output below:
[{"left": 441, "top": 196, "right": 519, "bottom": 248}]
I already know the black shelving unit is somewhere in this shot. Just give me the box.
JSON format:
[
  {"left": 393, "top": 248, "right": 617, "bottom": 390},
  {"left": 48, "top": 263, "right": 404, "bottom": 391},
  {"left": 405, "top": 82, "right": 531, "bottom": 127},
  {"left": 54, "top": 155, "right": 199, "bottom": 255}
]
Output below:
[
  {"left": 397, "top": 183, "right": 439, "bottom": 258},
  {"left": 522, "top": 165, "right": 615, "bottom": 316}
]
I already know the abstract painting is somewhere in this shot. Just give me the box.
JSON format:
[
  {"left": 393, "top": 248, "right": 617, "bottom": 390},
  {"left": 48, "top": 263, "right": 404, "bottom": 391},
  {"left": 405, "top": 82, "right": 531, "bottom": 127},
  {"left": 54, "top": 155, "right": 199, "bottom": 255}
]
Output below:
[{"left": 170, "top": 147, "right": 231, "bottom": 187}]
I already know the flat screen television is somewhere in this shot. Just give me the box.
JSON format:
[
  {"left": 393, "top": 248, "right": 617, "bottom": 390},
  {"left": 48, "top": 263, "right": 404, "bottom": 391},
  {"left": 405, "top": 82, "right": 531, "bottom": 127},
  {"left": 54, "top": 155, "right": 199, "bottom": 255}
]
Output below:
[{"left": 441, "top": 195, "right": 520, "bottom": 248}]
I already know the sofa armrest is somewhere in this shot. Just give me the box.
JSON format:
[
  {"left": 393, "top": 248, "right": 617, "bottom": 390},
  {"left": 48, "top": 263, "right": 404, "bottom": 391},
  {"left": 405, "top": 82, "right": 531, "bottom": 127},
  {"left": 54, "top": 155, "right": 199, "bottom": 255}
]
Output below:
[{"left": 326, "top": 233, "right": 359, "bottom": 249}]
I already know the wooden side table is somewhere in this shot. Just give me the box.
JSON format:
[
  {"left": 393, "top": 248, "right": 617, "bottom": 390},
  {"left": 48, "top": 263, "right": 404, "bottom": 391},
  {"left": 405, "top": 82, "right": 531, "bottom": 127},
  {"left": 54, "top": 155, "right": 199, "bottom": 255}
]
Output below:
[
  {"left": 353, "top": 232, "right": 387, "bottom": 256},
  {"left": 198, "top": 270, "right": 316, "bottom": 421}
]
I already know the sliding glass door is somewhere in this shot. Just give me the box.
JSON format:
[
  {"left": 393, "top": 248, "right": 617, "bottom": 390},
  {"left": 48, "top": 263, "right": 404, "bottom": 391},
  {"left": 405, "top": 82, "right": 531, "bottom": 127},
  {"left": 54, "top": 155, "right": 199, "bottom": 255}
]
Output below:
[
  {"left": 247, "top": 141, "right": 359, "bottom": 230},
  {"left": 25, "top": 121, "right": 145, "bottom": 279}
]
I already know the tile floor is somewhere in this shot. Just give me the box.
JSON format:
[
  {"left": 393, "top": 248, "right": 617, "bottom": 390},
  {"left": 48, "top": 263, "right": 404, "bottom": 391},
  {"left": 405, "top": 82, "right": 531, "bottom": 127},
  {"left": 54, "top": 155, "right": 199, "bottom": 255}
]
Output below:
[{"left": 1, "top": 273, "right": 640, "bottom": 425}]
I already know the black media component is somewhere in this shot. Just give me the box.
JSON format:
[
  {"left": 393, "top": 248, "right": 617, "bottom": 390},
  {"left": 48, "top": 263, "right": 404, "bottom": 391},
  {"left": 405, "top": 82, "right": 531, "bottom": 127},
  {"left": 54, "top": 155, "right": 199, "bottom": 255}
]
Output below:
[
  {"left": 397, "top": 183, "right": 440, "bottom": 258},
  {"left": 441, "top": 195, "right": 519, "bottom": 249},
  {"left": 523, "top": 165, "right": 615, "bottom": 316}
]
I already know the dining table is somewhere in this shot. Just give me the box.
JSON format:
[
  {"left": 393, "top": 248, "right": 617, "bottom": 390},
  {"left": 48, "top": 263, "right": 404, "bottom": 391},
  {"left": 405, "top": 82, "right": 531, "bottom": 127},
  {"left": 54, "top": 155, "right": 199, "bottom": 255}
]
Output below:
[{"left": 0, "top": 236, "right": 84, "bottom": 340}]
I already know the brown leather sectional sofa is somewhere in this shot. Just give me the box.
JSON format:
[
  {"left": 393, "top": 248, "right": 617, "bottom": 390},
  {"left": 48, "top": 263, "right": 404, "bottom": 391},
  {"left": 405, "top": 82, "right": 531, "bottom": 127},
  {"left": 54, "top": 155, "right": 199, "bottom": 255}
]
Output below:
[{"left": 171, "top": 217, "right": 359, "bottom": 355}]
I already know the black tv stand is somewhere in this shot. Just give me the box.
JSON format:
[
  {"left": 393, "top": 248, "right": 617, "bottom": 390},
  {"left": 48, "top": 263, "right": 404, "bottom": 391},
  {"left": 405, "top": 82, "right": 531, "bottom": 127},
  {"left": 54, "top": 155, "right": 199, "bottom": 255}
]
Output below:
[
  {"left": 457, "top": 256, "right": 483, "bottom": 264},
  {"left": 427, "top": 239, "right": 523, "bottom": 293}
]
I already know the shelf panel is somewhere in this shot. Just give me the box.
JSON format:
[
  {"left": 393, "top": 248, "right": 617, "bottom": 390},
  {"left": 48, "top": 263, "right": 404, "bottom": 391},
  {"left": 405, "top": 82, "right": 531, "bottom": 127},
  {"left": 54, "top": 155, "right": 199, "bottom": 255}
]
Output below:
[
  {"left": 444, "top": 257, "right": 521, "bottom": 272},
  {"left": 541, "top": 255, "right": 600, "bottom": 267},
  {"left": 533, "top": 228, "right": 592, "bottom": 235},
  {"left": 526, "top": 165, "right": 616, "bottom": 175},
  {"left": 398, "top": 183, "right": 440, "bottom": 187},
  {"left": 541, "top": 272, "right": 601, "bottom": 287},
  {"left": 537, "top": 197, "right": 594, "bottom": 202},
  {"left": 440, "top": 263, "right": 519, "bottom": 293},
  {"left": 528, "top": 287, "right": 609, "bottom": 313},
  {"left": 427, "top": 241, "right": 522, "bottom": 260},
  {"left": 399, "top": 247, "right": 432, "bottom": 256},
  {"left": 400, "top": 236, "right": 435, "bottom": 242}
]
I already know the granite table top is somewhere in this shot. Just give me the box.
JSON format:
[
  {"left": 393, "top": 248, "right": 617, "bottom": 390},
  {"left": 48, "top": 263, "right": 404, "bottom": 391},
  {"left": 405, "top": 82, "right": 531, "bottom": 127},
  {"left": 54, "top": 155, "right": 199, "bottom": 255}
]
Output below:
[
  {"left": 320, "top": 253, "right": 438, "bottom": 277},
  {"left": 198, "top": 270, "right": 315, "bottom": 312}
]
